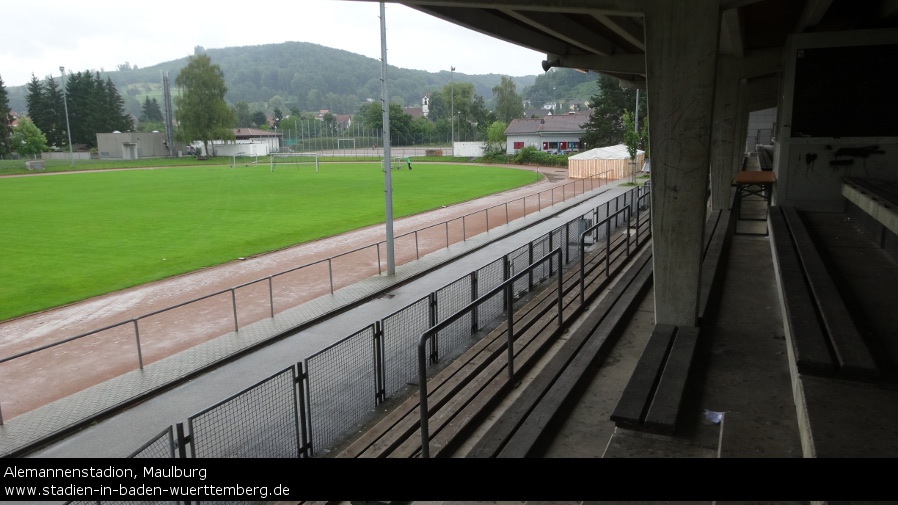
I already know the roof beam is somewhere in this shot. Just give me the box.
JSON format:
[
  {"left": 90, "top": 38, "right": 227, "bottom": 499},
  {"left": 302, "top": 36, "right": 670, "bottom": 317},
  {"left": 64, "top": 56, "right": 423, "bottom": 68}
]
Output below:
[
  {"left": 500, "top": 9, "right": 615, "bottom": 55},
  {"left": 592, "top": 14, "right": 646, "bottom": 51},
  {"left": 721, "top": 8, "right": 744, "bottom": 58},
  {"left": 411, "top": 5, "right": 573, "bottom": 54}
]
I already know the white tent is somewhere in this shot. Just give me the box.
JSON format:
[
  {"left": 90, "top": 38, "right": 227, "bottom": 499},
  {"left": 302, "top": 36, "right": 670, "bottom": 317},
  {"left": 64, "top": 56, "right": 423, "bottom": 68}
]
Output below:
[{"left": 567, "top": 144, "right": 645, "bottom": 180}]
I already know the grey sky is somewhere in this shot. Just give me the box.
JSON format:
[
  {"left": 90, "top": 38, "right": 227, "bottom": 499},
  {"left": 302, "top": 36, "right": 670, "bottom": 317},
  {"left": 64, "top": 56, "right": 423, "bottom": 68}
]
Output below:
[{"left": 2, "top": 1, "right": 546, "bottom": 88}]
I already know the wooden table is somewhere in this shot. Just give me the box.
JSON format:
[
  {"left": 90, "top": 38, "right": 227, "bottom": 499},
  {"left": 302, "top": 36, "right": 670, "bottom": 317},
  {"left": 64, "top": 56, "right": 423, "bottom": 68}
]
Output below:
[{"left": 732, "top": 170, "right": 776, "bottom": 234}]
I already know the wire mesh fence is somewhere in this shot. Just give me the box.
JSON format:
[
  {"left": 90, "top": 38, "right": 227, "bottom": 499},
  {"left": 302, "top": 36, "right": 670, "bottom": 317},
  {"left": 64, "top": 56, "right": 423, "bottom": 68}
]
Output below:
[
  {"left": 88, "top": 185, "right": 649, "bottom": 461},
  {"left": 304, "top": 324, "right": 378, "bottom": 456},
  {"left": 188, "top": 367, "right": 300, "bottom": 459}
]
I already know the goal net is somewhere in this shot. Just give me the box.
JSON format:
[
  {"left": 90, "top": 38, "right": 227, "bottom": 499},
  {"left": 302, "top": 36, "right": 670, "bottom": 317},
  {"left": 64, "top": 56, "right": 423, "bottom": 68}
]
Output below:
[
  {"left": 382, "top": 156, "right": 412, "bottom": 171},
  {"left": 270, "top": 153, "right": 320, "bottom": 172},
  {"left": 231, "top": 152, "right": 259, "bottom": 168}
]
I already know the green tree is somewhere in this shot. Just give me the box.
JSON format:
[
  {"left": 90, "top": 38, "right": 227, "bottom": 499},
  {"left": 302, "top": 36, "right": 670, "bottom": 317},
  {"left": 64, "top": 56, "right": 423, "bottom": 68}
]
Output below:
[
  {"left": 102, "top": 76, "right": 134, "bottom": 134},
  {"left": 250, "top": 111, "right": 268, "bottom": 128},
  {"left": 580, "top": 74, "right": 643, "bottom": 149},
  {"left": 11, "top": 117, "right": 48, "bottom": 157},
  {"left": 485, "top": 120, "right": 508, "bottom": 154},
  {"left": 621, "top": 107, "right": 649, "bottom": 183},
  {"left": 233, "top": 101, "right": 253, "bottom": 128},
  {"left": 140, "top": 96, "right": 164, "bottom": 123},
  {"left": 492, "top": 76, "right": 524, "bottom": 124},
  {"left": 25, "top": 74, "right": 66, "bottom": 149},
  {"left": 0, "top": 74, "right": 12, "bottom": 156},
  {"left": 174, "top": 54, "right": 236, "bottom": 155},
  {"left": 358, "top": 102, "right": 414, "bottom": 145},
  {"left": 65, "top": 71, "right": 129, "bottom": 146},
  {"left": 273, "top": 107, "right": 284, "bottom": 124}
]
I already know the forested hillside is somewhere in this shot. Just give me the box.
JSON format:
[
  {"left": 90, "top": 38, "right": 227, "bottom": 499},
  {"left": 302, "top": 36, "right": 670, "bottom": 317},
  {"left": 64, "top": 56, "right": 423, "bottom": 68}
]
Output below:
[{"left": 7, "top": 41, "right": 598, "bottom": 119}]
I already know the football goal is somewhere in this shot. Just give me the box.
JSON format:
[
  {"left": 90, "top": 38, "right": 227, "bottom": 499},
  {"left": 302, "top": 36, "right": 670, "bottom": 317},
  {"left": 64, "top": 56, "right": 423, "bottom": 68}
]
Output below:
[
  {"left": 270, "top": 153, "right": 320, "bottom": 172},
  {"left": 382, "top": 156, "right": 412, "bottom": 171},
  {"left": 231, "top": 152, "right": 259, "bottom": 168}
]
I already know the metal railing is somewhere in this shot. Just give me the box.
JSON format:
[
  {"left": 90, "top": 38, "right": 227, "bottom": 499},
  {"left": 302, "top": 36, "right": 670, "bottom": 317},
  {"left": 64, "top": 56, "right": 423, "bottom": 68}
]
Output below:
[
  {"left": 416, "top": 247, "right": 564, "bottom": 458},
  {"left": 0, "top": 174, "right": 612, "bottom": 424}
]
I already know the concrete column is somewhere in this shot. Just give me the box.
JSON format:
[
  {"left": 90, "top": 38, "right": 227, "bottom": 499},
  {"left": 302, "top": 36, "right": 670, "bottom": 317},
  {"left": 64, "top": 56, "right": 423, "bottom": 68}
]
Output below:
[
  {"left": 710, "top": 58, "right": 743, "bottom": 210},
  {"left": 645, "top": 0, "right": 721, "bottom": 327}
]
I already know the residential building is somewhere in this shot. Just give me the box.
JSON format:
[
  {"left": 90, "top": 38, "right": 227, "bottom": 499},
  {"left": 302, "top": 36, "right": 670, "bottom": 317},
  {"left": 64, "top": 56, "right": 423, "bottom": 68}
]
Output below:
[{"left": 504, "top": 110, "right": 590, "bottom": 155}]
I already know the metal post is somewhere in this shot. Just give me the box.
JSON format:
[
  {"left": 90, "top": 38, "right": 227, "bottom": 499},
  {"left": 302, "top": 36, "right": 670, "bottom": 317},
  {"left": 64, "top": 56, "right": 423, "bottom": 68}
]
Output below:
[
  {"left": 133, "top": 319, "right": 144, "bottom": 370},
  {"left": 268, "top": 277, "right": 274, "bottom": 318},
  {"left": 59, "top": 67, "right": 74, "bottom": 167},
  {"left": 380, "top": 3, "right": 396, "bottom": 276},
  {"left": 231, "top": 289, "right": 239, "bottom": 331},
  {"left": 450, "top": 66, "right": 455, "bottom": 155},
  {"left": 505, "top": 281, "right": 515, "bottom": 380}
]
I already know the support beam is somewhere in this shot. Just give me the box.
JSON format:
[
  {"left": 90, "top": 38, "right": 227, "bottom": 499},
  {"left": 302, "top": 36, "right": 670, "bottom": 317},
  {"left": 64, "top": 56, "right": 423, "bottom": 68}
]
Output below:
[
  {"left": 645, "top": 0, "right": 721, "bottom": 327},
  {"left": 710, "top": 58, "right": 744, "bottom": 211},
  {"left": 546, "top": 52, "right": 645, "bottom": 75}
]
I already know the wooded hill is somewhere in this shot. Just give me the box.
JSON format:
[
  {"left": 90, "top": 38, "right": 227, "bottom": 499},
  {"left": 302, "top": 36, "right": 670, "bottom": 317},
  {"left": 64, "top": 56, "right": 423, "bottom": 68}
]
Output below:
[{"left": 7, "top": 41, "right": 599, "bottom": 120}]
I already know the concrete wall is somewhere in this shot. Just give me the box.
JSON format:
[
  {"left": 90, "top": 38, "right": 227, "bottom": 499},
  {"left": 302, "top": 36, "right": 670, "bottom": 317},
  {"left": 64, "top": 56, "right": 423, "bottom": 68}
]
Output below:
[
  {"left": 775, "top": 29, "right": 898, "bottom": 212},
  {"left": 96, "top": 132, "right": 171, "bottom": 159},
  {"left": 199, "top": 141, "right": 271, "bottom": 157},
  {"left": 41, "top": 152, "right": 92, "bottom": 161},
  {"left": 453, "top": 142, "right": 484, "bottom": 157}
]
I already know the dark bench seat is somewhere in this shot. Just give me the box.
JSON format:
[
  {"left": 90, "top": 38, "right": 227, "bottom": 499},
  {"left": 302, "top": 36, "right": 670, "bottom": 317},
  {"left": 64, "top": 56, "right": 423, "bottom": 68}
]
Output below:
[
  {"left": 610, "top": 324, "right": 700, "bottom": 434},
  {"left": 607, "top": 208, "right": 732, "bottom": 435},
  {"left": 768, "top": 205, "right": 879, "bottom": 380}
]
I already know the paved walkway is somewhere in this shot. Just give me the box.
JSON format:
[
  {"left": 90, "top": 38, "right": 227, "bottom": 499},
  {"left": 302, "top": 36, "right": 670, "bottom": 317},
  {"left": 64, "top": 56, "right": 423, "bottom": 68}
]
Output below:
[{"left": 10, "top": 177, "right": 635, "bottom": 458}]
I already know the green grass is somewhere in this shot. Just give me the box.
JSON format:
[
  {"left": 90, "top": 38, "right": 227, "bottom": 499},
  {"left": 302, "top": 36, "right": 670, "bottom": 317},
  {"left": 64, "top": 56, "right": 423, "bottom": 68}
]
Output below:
[{"left": 0, "top": 162, "right": 538, "bottom": 321}]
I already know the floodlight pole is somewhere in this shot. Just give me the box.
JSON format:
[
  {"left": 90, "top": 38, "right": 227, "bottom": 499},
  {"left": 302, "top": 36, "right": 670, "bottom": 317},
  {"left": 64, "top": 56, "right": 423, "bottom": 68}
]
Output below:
[
  {"left": 380, "top": 2, "right": 395, "bottom": 276},
  {"left": 59, "top": 66, "right": 74, "bottom": 167},
  {"left": 450, "top": 66, "right": 455, "bottom": 155}
]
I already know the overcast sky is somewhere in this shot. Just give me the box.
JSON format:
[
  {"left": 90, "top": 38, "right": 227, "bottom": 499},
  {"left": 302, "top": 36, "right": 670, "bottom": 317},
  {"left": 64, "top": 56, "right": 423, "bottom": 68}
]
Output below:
[{"left": 1, "top": 1, "right": 547, "bottom": 88}]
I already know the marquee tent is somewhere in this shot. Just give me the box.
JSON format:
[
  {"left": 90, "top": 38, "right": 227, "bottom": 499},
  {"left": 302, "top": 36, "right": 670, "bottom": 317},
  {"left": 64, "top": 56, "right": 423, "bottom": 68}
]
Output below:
[{"left": 567, "top": 144, "right": 645, "bottom": 180}]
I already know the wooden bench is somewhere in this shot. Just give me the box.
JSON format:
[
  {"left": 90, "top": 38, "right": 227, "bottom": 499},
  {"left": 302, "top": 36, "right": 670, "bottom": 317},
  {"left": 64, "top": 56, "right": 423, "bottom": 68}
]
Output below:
[
  {"left": 610, "top": 324, "right": 700, "bottom": 434},
  {"left": 607, "top": 208, "right": 733, "bottom": 435},
  {"left": 337, "top": 208, "right": 653, "bottom": 458},
  {"left": 466, "top": 247, "right": 654, "bottom": 457},
  {"left": 768, "top": 205, "right": 879, "bottom": 380},
  {"left": 756, "top": 144, "right": 774, "bottom": 171},
  {"left": 698, "top": 209, "right": 733, "bottom": 322}
]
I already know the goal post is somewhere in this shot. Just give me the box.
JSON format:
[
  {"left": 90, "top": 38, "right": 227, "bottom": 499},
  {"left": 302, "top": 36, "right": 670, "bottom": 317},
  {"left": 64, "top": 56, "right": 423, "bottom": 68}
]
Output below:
[
  {"left": 270, "top": 153, "right": 320, "bottom": 172},
  {"left": 382, "top": 156, "right": 412, "bottom": 171},
  {"left": 337, "top": 138, "right": 355, "bottom": 150},
  {"left": 231, "top": 152, "right": 259, "bottom": 168}
]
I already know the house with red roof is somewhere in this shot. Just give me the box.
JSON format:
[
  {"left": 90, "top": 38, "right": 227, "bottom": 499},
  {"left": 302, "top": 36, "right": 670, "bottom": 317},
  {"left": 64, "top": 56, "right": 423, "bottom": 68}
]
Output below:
[{"left": 504, "top": 110, "right": 590, "bottom": 155}]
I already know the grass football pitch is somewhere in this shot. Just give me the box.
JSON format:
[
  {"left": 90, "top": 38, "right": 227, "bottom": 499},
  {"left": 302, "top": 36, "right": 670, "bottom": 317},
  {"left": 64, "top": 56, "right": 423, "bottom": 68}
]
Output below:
[{"left": 0, "top": 162, "right": 538, "bottom": 322}]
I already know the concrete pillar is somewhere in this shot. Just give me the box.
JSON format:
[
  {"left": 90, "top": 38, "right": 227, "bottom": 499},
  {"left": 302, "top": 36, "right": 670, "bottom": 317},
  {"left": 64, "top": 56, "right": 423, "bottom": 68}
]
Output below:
[
  {"left": 710, "top": 58, "right": 743, "bottom": 210},
  {"left": 645, "top": 0, "right": 721, "bottom": 327}
]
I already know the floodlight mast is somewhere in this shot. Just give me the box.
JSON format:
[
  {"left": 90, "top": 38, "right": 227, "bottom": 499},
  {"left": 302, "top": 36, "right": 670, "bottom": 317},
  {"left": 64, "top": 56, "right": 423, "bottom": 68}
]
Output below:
[
  {"left": 450, "top": 66, "right": 454, "bottom": 155},
  {"left": 380, "top": 2, "right": 395, "bottom": 276},
  {"left": 59, "top": 66, "right": 74, "bottom": 167}
]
